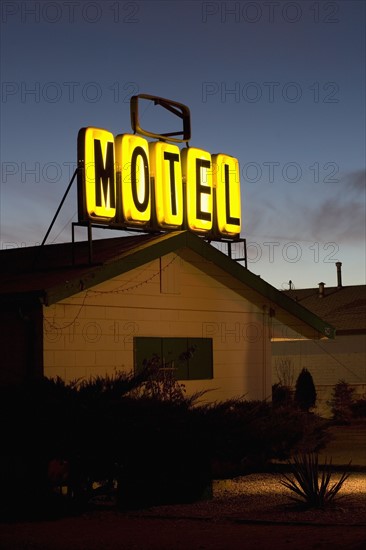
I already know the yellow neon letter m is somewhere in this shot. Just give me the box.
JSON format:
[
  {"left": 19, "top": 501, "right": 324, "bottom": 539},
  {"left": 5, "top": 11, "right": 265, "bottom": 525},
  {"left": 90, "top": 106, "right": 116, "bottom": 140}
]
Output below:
[{"left": 80, "top": 127, "right": 116, "bottom": 221}]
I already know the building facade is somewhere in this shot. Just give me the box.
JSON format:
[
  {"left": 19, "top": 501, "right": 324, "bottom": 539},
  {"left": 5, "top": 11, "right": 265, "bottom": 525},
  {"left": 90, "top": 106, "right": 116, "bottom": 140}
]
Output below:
[{"left": 1, "top": 231, "right": 335, "bottom": 402}]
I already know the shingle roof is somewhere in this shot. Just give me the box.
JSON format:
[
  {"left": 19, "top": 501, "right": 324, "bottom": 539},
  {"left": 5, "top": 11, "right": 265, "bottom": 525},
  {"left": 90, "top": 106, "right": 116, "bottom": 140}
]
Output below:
[
  {"left": 0, "top": 232, "right": 160, "bottom": 297},
  {"left": 0, "top": 231, "right": 335, "bottom": 339},
  {"left": 283, "top": 286, "right": 366, "bottom": 334}
]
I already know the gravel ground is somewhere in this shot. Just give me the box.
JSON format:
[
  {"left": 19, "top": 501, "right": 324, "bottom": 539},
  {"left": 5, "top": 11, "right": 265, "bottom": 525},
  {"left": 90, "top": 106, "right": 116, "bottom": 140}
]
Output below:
[
  {"left": 1, "top": 473, "right": 365, "bottom": 550},
  {"left": 133, "top": 472, "right": 366, "bottom": 525}
]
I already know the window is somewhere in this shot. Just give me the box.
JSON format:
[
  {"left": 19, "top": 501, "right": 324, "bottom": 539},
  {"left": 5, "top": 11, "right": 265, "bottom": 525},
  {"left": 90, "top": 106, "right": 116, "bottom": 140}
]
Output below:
[{"left": 134, "top": 337, "right": 213, "bottom": 380}]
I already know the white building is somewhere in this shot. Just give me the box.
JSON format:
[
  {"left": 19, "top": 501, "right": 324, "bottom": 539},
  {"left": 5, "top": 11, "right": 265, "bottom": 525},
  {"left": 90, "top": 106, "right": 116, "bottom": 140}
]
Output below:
[{"left": 0, "top": 231, "right": 335, "bottom": 402}]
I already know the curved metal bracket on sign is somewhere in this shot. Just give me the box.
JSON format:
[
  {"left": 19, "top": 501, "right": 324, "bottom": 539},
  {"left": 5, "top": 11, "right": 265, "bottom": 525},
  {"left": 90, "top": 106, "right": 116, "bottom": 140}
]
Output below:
[{"left": 130, "top": 94, "right": 191, "bottom": 144}]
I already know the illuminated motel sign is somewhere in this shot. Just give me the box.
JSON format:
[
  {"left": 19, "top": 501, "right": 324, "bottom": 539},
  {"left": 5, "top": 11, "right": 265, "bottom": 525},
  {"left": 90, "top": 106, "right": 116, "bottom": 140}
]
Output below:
[{"left": 77, "top": 95, "right": 241, "bottom": 239}]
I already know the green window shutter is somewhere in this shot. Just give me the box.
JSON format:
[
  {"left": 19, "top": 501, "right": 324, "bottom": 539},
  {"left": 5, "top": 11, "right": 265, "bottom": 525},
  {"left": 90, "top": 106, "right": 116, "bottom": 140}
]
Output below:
[
  {"left": 134, "top": 337, "right": 213, "bottom": 380},
  {"left": 187, "top": 338, "right": 213, "bottom": 379},
  {"left": 162, "top": 337, "right": 189, "bottom": 380},
  {"left": 134, "top": 337, "right": 162, "bottom": 373}
]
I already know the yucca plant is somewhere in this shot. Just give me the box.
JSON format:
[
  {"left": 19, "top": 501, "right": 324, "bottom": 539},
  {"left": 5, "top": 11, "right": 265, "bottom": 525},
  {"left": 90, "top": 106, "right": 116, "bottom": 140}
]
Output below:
[{"left": 280, "top": 453, "right": 351, "bottom": 508}]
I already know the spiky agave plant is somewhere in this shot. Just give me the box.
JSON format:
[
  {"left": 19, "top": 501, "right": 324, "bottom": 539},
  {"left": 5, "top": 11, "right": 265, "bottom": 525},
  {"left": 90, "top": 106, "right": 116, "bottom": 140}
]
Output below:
[{"left": 280, "top": 453, "right": 351, "bottom": 509}]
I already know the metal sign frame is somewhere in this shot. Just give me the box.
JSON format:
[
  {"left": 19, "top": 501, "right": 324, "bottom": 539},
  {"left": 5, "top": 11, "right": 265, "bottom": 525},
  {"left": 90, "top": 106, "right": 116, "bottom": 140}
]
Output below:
[{"left": 130, "top": 94, "right": 191, "bottom": 143}]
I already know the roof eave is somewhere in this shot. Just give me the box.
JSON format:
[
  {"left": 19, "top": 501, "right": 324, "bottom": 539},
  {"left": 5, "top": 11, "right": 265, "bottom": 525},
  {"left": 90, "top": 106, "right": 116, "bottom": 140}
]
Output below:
[{"left": 40, "top": 231, "right": 334, "bottom": 339}]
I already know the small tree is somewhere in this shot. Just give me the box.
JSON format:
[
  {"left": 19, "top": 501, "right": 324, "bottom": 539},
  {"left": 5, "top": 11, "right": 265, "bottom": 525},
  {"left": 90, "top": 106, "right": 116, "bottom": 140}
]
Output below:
[
  {"left": 275, "top": 357, "right": 295, "bottom": 387},
  {"left": 273, "top": 358, "right": 295, "bottom": 409},
  {"left": 294, "top": 368, "right": 317, "bottom": 412},
  {"left": 328, "top": 379, "right": 355, "bottom": 424}
]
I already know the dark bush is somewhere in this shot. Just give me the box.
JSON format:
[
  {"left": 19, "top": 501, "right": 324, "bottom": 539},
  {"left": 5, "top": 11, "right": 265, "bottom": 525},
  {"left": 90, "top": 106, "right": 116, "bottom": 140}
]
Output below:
[
  {"left": 200, "top": 399, "right": 271, "bottom": 475},
  {"left": 294, "top": 368, "right": 317, "bottom": 412},
  {"left": 328, "top": 379, "right": 356, "bottom": 424},
  {"left": 272, "top": 383, "right": 293, "bottom": 408},
  {"left": 0, "top": 371, "right": 331, "bottom": 518},
  {"left": 0, "top": 378, "right": 77, "bottom": 519},
  {"left": 266, "top": 405, "right": 329, "bottom": 460},
  {"left": 115, "top": 397, "right": 211, "bottom": 508},
  {"left": 0, "top": 373, "right": 211, "bottom": 516},
  {"left": 198, "top": 398, "right": 329, "bottom": 477}
]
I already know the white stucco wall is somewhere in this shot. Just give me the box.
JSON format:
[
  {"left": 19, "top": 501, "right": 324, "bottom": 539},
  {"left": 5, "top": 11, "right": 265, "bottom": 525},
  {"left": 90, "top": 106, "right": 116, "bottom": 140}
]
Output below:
[
  {"left": 43, "top": 250, "right": 273, "bottom": 402},
  {"left": 272, "top": 334, "right": 366, "bottom": 415}
]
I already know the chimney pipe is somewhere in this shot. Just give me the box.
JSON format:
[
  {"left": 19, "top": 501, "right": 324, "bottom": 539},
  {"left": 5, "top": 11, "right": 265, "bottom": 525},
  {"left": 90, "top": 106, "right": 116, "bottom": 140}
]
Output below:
[
  {"left": 318, "top": 282, "right": 325, "bottom": 297},
  {"left": 336, "top": 262, "right": 342, "bottom": 288}
]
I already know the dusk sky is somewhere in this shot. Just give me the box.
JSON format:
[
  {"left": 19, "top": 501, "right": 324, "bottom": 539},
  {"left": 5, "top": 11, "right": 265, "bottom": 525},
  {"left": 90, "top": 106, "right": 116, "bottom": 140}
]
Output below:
[{"left": 1, "top": 0, "right": 365, "bottom": 290}]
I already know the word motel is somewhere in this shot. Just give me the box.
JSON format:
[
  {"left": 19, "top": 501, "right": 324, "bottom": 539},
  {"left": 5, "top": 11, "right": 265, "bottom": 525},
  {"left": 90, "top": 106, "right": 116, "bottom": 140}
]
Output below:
[{"left": 77, "top": 127, "right": 241, "bottom": 238}]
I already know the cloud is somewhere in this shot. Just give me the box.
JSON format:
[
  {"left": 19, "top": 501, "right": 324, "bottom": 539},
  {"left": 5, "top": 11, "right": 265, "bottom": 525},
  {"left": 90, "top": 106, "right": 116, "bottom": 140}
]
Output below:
[
  {"left": 345, "top": 169, "right": 366, "bottom": 192},
  {"left": 307, "top": 197, "right": 365, "bottom": 242},
  {"left": 247, "top": 169, "right": 366, "bottom": 244},
  {"left": 306, "top": 170, "right": 366, "bottom": 243}
]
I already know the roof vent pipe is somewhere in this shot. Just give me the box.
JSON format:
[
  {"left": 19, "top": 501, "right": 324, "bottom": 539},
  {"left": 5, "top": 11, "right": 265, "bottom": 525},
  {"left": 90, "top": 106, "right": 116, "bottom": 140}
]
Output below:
[
  {"left": 318, "top": 282, "right": 325, "bottom": 298},
  {"left": 336, "top": 261, "right": 342, "bottom": 288}
]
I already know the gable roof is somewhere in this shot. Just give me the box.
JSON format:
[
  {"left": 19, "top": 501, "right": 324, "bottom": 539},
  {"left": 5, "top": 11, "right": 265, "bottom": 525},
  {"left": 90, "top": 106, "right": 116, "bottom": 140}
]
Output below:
[
  {"left": 283, "top": 286, "right": 366, "bottom": 334},
  {"left": 0, "top": 231, "right": 335, "bottom": 339}
]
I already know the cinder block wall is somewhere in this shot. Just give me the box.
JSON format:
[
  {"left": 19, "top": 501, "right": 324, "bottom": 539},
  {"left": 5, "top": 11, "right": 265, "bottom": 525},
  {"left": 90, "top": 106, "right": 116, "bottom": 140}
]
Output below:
[{"left": 43, "top": 252, "right": 273, "bottom": 402}]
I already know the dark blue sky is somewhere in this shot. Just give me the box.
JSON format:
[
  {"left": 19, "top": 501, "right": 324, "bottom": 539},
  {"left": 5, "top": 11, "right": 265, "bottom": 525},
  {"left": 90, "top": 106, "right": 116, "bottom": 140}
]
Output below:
[{"left": 1, "top": 0, "right": 365, "bottom": 289}]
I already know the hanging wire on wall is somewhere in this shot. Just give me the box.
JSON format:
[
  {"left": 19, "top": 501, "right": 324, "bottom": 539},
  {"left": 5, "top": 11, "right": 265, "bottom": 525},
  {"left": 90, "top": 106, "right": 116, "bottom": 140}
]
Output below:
[{"left": 43, "top": 254, "right": 178, "bottom": 331}]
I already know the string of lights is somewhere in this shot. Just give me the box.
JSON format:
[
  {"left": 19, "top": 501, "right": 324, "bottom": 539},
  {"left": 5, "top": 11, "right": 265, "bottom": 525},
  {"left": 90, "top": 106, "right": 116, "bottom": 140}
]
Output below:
[
  {"left": 88, "top": 254, "right": 177, "bottom": 295},
  {"left": 43, "top": 254, "right": 178, "bottom": 331}
]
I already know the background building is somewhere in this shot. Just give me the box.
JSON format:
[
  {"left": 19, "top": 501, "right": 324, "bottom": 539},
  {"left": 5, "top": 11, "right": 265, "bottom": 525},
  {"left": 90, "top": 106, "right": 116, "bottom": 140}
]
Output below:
[{"left": 272, "top": 263, "right": 366, "bottom": 415}]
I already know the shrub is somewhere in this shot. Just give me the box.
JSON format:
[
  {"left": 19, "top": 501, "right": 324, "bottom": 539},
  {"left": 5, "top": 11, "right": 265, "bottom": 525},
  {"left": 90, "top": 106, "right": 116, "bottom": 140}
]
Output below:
[
  {"left": 0, "top": 371, "right": 332, "bottom": 517},
  {"left": 201, "top": 399, "right": 272, "bottom": 473},
  {"left": 328, "top": 380, "right": 356, "bottom": 424},
  {"left": 116, "top": 397, "right": 211, "bottom": 508},
  {"left": 199, "top": 399, "right": 329, "bottom": 477},
  {"left": 272, "top": 383, "right": 293, "bottom": 408},
  {"left": 280, "top": 453, "right": 351, "bottom": 509},
  {"left": 132, "top": 354, "right": 187, "bottom": 403},
  {"left": 294, "top": 368, "right": 317, "bottom": 412},
  {"left": 268, "top": 407, "right": 329, "bottom": 460}
]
